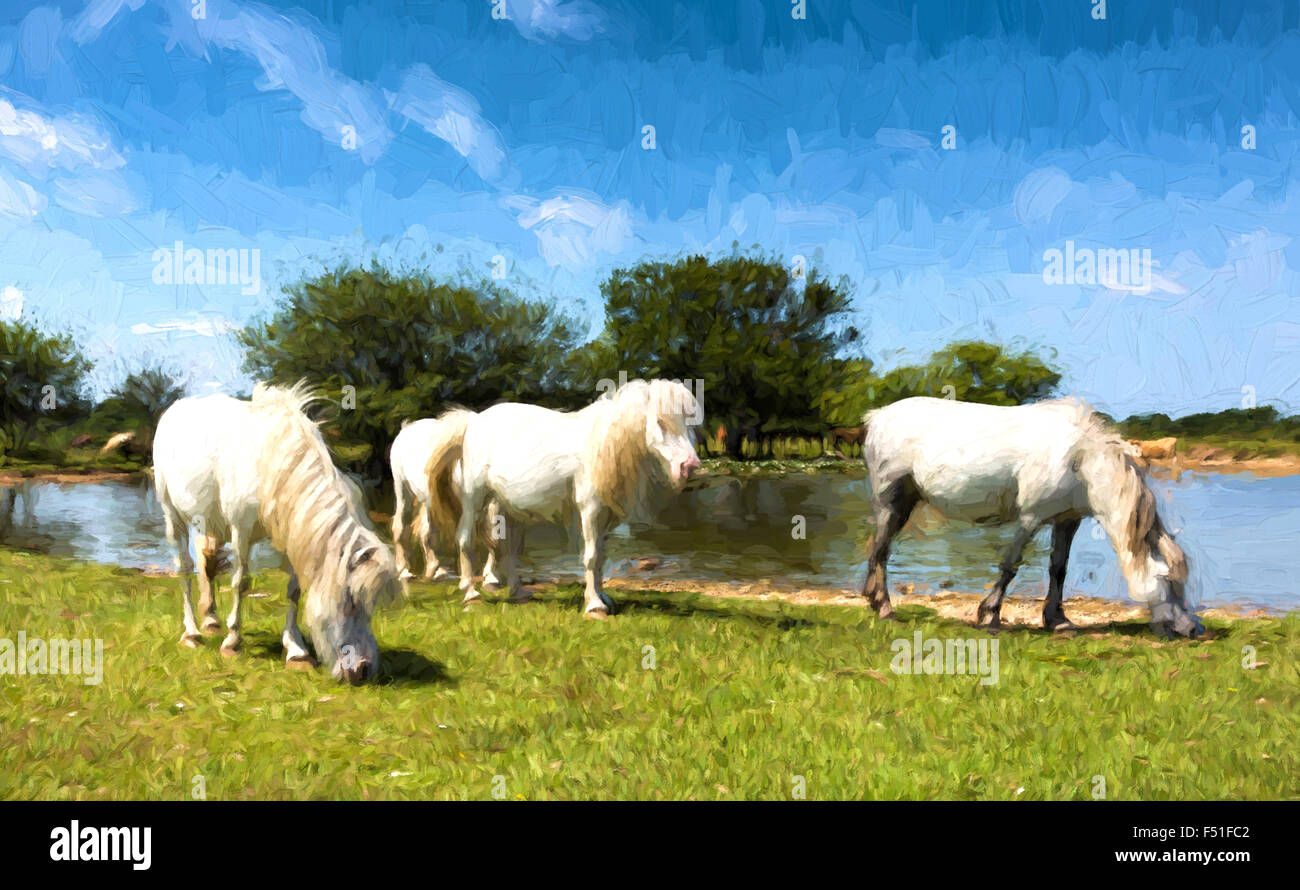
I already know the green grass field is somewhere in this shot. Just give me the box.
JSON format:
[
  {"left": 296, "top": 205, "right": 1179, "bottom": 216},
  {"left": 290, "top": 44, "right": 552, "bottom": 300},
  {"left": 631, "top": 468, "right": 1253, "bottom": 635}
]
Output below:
[{"left": 0, "top": 549, "right": 1295, "bottom": 800}]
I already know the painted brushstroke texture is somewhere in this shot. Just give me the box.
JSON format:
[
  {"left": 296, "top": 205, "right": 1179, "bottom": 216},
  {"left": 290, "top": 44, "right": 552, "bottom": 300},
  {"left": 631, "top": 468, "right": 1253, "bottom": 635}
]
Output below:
[{"left": 0, "top": 0, "right": 1296, "bottom": 418}]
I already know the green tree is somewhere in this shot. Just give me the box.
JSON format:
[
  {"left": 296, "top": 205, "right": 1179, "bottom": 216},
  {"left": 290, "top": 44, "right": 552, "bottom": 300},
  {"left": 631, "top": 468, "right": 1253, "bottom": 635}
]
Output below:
[
  {"left": 920, "top": 341, "right": 1062, "bottom": 405},
  {"left": 240, "top": 264, "right": 584, "bottom": 478},
  {"left": 0, "top": 320, "right": 92, "bottom": 460},
  {"left": 817, "top": 341, "right": 1061, "bottom": 430},
  {"left": 597, "top": 253, "right": 860, "bottom": 457},
  {"left": 91, "top": 366, "right": 187, "bottom": 452}
]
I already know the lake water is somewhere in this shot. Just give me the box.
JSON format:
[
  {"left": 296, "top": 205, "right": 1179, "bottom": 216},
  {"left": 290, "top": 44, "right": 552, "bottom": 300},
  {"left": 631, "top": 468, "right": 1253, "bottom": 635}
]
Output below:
[{"left": 1, "top": 471, "right": 1296, "bottom": 612}]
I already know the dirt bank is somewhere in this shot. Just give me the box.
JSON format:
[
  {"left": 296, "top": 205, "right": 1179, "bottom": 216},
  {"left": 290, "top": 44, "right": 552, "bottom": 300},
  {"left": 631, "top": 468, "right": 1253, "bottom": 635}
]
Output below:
[
  {"left": 1144, "top": 451, "right": 1300, "bottom": 479},
  {"left": 601, "top": 576, "right": 1280, "bottom": 628},
  {"left": 0, "top": 469, "right": 139, "bottom": 484}
]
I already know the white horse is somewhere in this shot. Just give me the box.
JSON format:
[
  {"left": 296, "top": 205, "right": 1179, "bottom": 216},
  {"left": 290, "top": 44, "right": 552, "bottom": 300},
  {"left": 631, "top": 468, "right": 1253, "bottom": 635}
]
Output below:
[
  {"left": 861, "top": 397, "right": 1204, "bottom": 638},
  {"left": 153, "top": 382, "right": 402, "bottom": 683},
  {"left": 427, "top": 380, "right": 702, "bottom": 617},
  {"left": 389, "top": 416, "right": 500, "bottom": 586}
]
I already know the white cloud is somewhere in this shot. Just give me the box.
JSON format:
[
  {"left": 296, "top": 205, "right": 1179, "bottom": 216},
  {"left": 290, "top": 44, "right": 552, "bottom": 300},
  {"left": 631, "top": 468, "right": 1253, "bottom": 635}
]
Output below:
[
  {"left": 506, "top": 0, "right": 607, "bottom": 43},
  {"left": 385, "top": 64, "right": 510, "bottom": 183},
  {"left": 0, "top": 170, "right": 46, "bottom": 220},
  {"left": 0, "top": 89, "right": 126, "bottom": 176},
  {"left": 130, "top": 316, "right": 239, "bottom": 337},
  {"left": 183, "top": 1, "right": 393, "bottom": 164},
  {"left": 0, "top": 285, "right": 23, "bottom": 320},
  {"left": 505, "top": 190, "right": 635, "bottom": 268}
]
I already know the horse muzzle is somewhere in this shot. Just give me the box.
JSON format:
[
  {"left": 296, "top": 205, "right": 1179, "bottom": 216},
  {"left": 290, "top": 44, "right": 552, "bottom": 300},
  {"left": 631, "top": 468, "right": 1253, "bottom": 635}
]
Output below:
[
  {"left": 674, "top": 454, "right": 702, "bottom": 482},
  {"left": 333, "top": 654, "right": 375, "bottom": 685}
]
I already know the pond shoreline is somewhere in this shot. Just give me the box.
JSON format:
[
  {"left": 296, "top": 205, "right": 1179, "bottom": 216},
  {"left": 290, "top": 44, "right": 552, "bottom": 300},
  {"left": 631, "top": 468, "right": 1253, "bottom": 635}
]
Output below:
[
  {"left": 104, "top": 561, "right": 1292, "bottom": 627},
  {"left": 599, "top": 577, "right": 1287, "bottom": 627},
  {"left": 4, "top": 451, "right": 1300, "bottom": 484}
]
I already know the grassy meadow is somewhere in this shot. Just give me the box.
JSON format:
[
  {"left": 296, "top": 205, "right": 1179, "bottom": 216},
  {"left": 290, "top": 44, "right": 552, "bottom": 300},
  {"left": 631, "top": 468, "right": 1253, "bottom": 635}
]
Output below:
[{"left": 1, "top": 549, "right": 1295, "bottom": 800}]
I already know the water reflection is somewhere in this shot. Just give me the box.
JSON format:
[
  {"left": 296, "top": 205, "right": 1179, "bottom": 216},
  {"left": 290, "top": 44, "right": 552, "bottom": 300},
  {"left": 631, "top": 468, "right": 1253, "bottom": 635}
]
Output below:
[{"left": 2, "top": 471, "right": 1296, "bottom": 612}]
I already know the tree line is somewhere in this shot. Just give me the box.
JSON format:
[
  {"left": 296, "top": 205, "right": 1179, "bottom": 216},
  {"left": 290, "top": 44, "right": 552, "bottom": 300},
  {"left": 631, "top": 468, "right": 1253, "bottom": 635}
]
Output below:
[{"left": 3, "top": 253, "right": 1288, "bottom": 476}]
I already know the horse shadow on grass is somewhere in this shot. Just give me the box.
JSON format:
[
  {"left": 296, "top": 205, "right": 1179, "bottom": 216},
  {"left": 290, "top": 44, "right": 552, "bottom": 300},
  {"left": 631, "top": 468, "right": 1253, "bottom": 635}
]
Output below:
[
  {"left": 549, "top": 585, "right": 831, "bottom": 632},
  {"left": 235, "top": 629, "right": 456, "bottom": 687},
  {"left": 603, "top": 589, "right": 1202, "bottom": 643}
]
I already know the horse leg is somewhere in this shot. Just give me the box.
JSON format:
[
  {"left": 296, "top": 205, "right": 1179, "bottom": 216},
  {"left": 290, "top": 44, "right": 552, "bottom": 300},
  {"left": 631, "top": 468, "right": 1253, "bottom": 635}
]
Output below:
[
  {"left": 1042, "top": 518, "right": 1081, "bottom": 631},
  {"left": 282, "top": 571, "right": 316, "bottom": 670},
  {"left": 861, "top": 477, "right": 919, "bottom": 620},
  {"left": 456, "top": 487, "right": 486, "bottom": 606},
  {"left": 196, "top": 532, "right": 222, "bottom": 634},
  {"left": 392, "top": 481, "right": 413, "bottom": 580},
  {"left": 420, "top": 504, "right": 448, "bottom": 580},
  {"left": 482, "top": 499, "right": 502, "bottom": 589},
  {"left": 220, "top": 525, "right": 252, "bottom": 656},
  {"left": 165, "top": 511, "right": 202, "bottom": 648},
  {"left": 580, "top": 503, "right": 612, "bottom": 618},
  {"left": 977, "top": 521, "right": 1038, "bottom": 632},
  {"left": 505, "top": 514, "right": 531, "bottom": 604}
]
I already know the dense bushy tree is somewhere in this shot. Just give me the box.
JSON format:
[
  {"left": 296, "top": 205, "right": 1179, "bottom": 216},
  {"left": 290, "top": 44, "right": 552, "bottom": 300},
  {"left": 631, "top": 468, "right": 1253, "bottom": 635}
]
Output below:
[
  {"left": 89, "top": 366, "right": 187, "bottom": 453},
  {"left": 596, "top": 253, "right": 861, "bottom": 457},
  {"left": 0, "top": 320, "right": 91, "bottom": 459},
  {"left": 820, "top": 340, "right": 1063, "bottom": 428},
  {"left": 240, "top": 265, "right": 584, "bottom": 478}
]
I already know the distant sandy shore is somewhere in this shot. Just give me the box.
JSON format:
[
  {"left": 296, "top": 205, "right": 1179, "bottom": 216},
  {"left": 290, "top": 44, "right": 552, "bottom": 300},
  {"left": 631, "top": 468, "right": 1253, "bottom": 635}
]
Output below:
[
  {"left": 0, "top": 469, "right": 138, "bottom": 484},
  {"left": 1144, "top": 452, "right": 1300, "bottom": 479}
]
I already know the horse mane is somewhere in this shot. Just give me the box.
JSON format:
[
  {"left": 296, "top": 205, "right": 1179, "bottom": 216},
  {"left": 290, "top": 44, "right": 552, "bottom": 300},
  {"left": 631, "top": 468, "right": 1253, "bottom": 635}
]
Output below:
[
  {"left": 1068, "top": 399, "right": 1187, "bottom": 584},
  {"left": 584, "top": 379, "right": 696, "bottom": 517},
  {"left": 250, "top": 382, "right": 395, "bottom": 617}
]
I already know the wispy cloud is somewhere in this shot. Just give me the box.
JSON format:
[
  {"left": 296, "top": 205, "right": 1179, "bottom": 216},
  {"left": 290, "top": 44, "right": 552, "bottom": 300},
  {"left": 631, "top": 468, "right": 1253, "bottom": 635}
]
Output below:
[
  {"left": 165, "top": 0, "right": 393, "bottom": 164},
  {"left": 386, "top": 64, "right": 511, "bottom": 184},
  {"left": 130, "top": 316, "right": 239, "bottom": 337},
  {"left": 505, "top": 190, "right": 635, "bottom": 268},
  {"left": 504, "top": 0, "right": 608, "bottom": 43},
  {"left": 0, "top": 285, "right": 23, "bottom": 321},
  {"left": 0, "top": 89, "right": 126, "bottom": 176},
  {"left": 0, "top": 169, "right": 46, "bottom": 220}
]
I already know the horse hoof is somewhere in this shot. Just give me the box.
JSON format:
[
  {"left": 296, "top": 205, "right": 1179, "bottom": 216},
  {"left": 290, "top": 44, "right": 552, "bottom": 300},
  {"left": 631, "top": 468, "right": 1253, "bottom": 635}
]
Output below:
[
  {"left": 179, "top": 633, "right": 203, "bottom": 649},
  {"left": 1048, "top": 620, "right": 1078, "bottom": 633},
  {"left": 461, "top": 596, "right": 483, "bottom": 612},
  {"left": 510, "top": 590, "right": 534, "bottom": 604},
  {"left": 431, "top": 567, "right": 451, "bottom": 580},
  {"left": 200, "top": 618, "right": 223, "bottom": 635},
  {"left": 481, "top": 581, "right": 500, "bottom": 593},
  {"left": 285, "top": 655, "right": 317, "bottom": 671},
  {"left": 220, "top": 640, "right": 241, "bottom": 657},
  {"left": 583, "top": 609, "right": 609, "bottom": 621},
  {"left": 398, "top": 568, "right": 415, "bottom": 581}
]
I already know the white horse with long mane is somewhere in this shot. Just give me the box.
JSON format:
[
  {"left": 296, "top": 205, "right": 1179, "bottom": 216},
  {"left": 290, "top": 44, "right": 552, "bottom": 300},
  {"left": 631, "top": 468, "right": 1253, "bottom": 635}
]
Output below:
[
  {"left": 861, "top": 397, "right": 1204, "bottom": 638},
  {"left": 153, "top": 382, "right": 402, "bottom": 683},
  {"left": 427, "top": 380, "right": 702, "bottom": 617},
  {"left": 390, "top": 416, "right": 500, "bottom": 585}
]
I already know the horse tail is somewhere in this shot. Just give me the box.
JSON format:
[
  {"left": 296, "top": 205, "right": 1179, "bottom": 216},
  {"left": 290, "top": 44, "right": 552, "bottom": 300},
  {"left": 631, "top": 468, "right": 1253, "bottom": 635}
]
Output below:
[
  {"left": 860, "top": 408, "right": 883, "bottom": 455},
  {"left": 426, "top": 409, "right": 473, "bottom": 541}
]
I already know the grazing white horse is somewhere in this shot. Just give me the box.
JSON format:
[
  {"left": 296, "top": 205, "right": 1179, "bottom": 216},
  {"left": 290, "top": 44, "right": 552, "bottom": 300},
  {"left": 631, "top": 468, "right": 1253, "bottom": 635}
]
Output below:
[
  {"left": 427, "top": 380, "right": 702, "bottom": 617},
  {"left": 389, "top": 416, "right": 500, "bottom": 586},
  {"left": 861, "top": 397, "right": 1204, "bottom": 638},
  {"left": 153, "top": 383, "right": 402, "bottom": 683}
]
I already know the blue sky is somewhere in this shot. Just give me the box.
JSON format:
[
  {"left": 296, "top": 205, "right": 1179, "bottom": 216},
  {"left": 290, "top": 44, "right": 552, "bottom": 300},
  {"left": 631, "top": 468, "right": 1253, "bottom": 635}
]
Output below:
[{"left": 1, "top": 0, "right": 1298, "bottom": 418}]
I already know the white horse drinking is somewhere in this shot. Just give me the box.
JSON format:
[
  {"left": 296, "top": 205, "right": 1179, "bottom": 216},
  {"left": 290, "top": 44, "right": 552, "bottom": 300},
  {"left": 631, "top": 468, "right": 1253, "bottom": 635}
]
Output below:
[
  {"left": 153, "top": 383, "right": 402, "bottom": 683},
  {"left": 861, "top": 397, "right": 1204, "bottom": 638},
  {"left": 390, "top": 416, "right": 500, "bottom": 585},
  {"left": 427, "top": 380, "right": 702, "bottom": 617}
]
